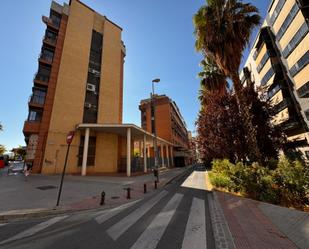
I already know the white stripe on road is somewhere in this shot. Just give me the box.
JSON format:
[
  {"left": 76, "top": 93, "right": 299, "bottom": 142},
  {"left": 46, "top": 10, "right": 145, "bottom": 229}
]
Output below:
[
  {"left": 95, "top": 199, "right": 141, "bottom": 224},
  {"left": 0, "top": 223, "right": 8, "bottom": 227},
  {"left": 182, "top": 197, "right": 206, "bottom": 249},
  {"left": 107, "top": 190, "right": 168, "bottom": 240},
  {"left": 130, "top": 193, "right": 184, "bottom": 249},
  {"left": 0, "top": 215, "right": 68, "bottom": 245}
]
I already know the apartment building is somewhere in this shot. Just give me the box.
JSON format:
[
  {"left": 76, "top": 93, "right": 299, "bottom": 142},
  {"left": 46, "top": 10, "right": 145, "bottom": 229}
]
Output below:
[
  {"left": 240, "top": 0, "right": 309, "bottom": 155},
  {"left": 23, "top": 0, "right": 174, "bottom": 176},
  {"left": 139, "top": 95, "right": 190, "bottom": 166},
  {"left": 23, "top": 0, "right": 127, "bottom": 174}
]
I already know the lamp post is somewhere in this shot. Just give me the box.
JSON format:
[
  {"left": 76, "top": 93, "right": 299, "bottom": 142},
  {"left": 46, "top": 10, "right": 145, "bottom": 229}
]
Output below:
[{"left": 151, "top": 78, "right": 160, "bottom": 182}]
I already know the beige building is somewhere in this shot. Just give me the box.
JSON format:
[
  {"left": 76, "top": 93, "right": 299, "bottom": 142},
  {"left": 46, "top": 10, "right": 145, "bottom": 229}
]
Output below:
[
  {"left": 241, "top": 0, "right": 309, "bottom": 156},
  {"left": 23, "top": 0, "right": 174, "bottom": 176}
]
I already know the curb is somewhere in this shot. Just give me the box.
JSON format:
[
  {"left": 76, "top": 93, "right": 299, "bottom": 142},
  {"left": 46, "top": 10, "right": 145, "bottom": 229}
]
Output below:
[
  {"left": 0, "top": 208, "right": 72, "bottom": 222},
  {"left": 0, "top": 167, "right": 191, "bottom": 222}
]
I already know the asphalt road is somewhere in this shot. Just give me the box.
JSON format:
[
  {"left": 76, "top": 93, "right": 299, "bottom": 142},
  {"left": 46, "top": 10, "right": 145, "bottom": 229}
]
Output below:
[{"left": 0, "top": 167, "right": 216, "bottom": 249}]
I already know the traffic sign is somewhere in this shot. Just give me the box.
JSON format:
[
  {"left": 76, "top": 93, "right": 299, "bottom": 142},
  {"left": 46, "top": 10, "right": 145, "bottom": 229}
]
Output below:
[{"left": 66, "top": 131, "right": 75, "bottom": 145}]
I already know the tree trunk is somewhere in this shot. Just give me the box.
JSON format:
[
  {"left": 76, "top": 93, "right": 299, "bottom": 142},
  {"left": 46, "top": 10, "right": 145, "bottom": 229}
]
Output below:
[{"left": 231, "top": 73, "right": 262, "bottom": 164}]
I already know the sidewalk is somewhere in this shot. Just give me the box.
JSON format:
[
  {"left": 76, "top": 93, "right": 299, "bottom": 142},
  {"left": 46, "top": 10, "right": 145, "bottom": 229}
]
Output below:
[
  {"left": 0, "top": 167, "right": 188, "bottom": 219},
  {"left": 208, "top": 184, "right": 309, "bottom": 248}
]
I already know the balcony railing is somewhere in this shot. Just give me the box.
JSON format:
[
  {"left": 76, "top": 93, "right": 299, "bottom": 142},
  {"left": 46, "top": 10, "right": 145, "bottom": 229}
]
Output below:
[
  {"left": 39, "top": 53, "right": 53, "bottom": 64},
  {"left": 274, "top": 98, "right": 291, "bottom": 114},
  {"left": 281, "top": 119, "right": 301, "bottom": 131},
  {"left": 297, "top": 81, "right": 309, "bottom": 98},
  {"left": 29, "top": 94, "right": 45, "bottom": 106},
  {"left": 34, "top": 73, "right": 49, "bottom": 83},
  {"left": 43, "top": 35, "right": 57, "bottom": 46},
  {"left": 42, "top": 16, "right": 60, "bottom": 29}
]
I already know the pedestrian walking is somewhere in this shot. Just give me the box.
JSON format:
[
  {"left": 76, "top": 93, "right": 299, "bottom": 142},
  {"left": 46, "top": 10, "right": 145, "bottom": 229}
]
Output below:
[{"left": 24, "top": 163, "right": 33, "bottom": 181}]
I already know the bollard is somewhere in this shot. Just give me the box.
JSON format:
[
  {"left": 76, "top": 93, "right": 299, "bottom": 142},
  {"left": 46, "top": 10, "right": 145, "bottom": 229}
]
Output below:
[
  {"left": 154, "top": 180, "right": 157, "bottom": 189},
  {"left": 126, "top": 187, "right": 131, "bottom": 199},
  {"left": 100, "top": 191, "right": 105, "bottom": 206},
  {"left": 144, "top": 183, "right": 147, "bottom": 194}
]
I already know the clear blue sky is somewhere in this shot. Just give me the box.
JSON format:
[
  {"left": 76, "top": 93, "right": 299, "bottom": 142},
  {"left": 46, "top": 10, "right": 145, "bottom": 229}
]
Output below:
[{"left": 0, "top": 0, "right": 269, "bottom": 151}]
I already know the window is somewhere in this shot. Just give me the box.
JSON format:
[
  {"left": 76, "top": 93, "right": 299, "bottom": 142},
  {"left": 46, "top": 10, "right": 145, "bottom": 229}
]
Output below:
[
  {"left": 83, "top": 30, "right": 103, "bottom": 124},
  {"left": 31, "top": 88, "right": 46, "bottom": 105},
  {"left": 267, "top": 83, "right": 281, "bottom": 99},
  {"left": 297, "top": 81, "right": 309, "bottom": 98},
  {"left": 276, "top": 3, "right": 299, "bottom": 41},
  {"left": 282, "top": 22, "right": 309, "bottom": 58},
  {"left": 78, "top": 136, "right": 96, "bottom": 166},
  {"left": 45, "top": 30, "right": 57, "bottom": 44},
  {"left": 41, "top": 48, "right": 54, "bottom": 63},
  {"left": 28, "top": 109, "right": 42, "bottom": 122},
  {"left": 50, "top": 10, "right": 61, "bottom": 27},
  {"left": 290, "top": 51, "right": 309, "bottom": 77},
  {"left": 269, "top": 0, "right": 286, "bottom": 25},
  {"left": 261, "top": 67, "right": 274, "bottom": 86},
  {"left": 36, "top": 65, "right": 51, "bottom": 82},
  {"left": 274, "top": 99, "right": 289, "bottom": 113},
  {"left": 257, "top": 52, "right": 270, "bottom": 73}
]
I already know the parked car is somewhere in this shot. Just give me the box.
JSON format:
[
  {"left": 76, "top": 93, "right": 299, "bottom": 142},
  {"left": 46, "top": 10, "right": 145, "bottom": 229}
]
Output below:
[{"left": 8, "top": 161, "right": 25, "bottom": 175}]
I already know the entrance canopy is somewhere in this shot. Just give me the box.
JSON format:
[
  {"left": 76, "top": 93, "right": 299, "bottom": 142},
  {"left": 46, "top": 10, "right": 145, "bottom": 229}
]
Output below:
[
  {"left": 76, "top": 123, "right": 174, "bottom": 176},
  {"left": 76, "top": 123, "right": 173, "bottom": 145}
]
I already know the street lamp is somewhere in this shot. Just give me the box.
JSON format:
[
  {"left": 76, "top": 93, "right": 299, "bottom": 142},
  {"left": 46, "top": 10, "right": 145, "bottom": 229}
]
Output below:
[{"left": 151, "top": 78, "right": 160, "bottom": 182}]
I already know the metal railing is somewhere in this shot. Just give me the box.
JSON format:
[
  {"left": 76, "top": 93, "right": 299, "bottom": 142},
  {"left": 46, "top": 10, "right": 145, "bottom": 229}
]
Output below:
[
  {"left": 42, "top": 16, "right": 61, "bottom": 28},
  {"left": 34, "top": 73, "right": 49, "bottom": 83},
  {"left": 39, "top": 53, "right": 53, "bottom": 64},
  {"left": 29, "top": 94, "right": 45, "bottom": 105},
  {"left": 43, "top": 35, "right": 57, "bottom": 46}
]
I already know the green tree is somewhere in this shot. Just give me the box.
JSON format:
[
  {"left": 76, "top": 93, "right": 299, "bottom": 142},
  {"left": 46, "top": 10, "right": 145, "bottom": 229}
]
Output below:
[
  {"left": 194, "top": 0, "right": 262, "bottom": 163},
  {"left": 13, "top": 146, "right": 27, "bottom": 160},
  {"left": 0, "top": 145, "right": 6, "bottom": 155},
  {"left": 198, "top": 58, "right": 227, "bottom": 108}
]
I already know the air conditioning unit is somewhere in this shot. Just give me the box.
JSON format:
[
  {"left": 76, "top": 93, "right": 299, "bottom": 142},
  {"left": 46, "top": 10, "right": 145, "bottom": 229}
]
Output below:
[
  {"left": 86, "top": 83, "right": 96, "bottom": 92},
  {"left": 89, "top": 68, "right": 100, "bottom": 76},
  {"left": 84, "top": 103, "right": 92, "bottom": 108}
]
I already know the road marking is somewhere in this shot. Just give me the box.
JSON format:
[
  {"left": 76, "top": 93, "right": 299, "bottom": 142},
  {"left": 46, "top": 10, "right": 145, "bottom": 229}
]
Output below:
[
  {"left": 182, "top": 197, "right": 206, "bottom": 249},
  {"left": 95, "top": 199, "right": 141, "bottom": 224},
  {"left": 181, "top": 171, "right": 207, "bottom": 190},
  {"left": 0, "top": 223, "right": 7, "bottom": 227},
  {"left": 107, "top": 190, "right": 168, "bottom": 240},
  {"left": 0, "top": 215, "right": 68, "bottom": 245},
  {"left": 130, "top": 193, "right": 184, "bottom": 249}
]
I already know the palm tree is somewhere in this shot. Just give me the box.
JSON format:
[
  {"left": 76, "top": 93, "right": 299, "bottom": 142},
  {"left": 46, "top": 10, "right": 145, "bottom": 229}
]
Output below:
[
  {"left": 198, "top": 57, "right": 227, "bottom": 107},
  {"left": 194, "top": 0, "right": 262, "bottom": 162}
]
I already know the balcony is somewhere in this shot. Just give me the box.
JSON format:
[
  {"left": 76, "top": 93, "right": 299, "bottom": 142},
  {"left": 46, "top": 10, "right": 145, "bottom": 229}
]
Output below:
[
  {"left": 280, "top": 118, "right": 302, "bottom": 132},
  {"left": 297, "top": 81, "right": 309, "bottom": 98},
  {"left": 23, "top": 120, "right": 40, "bottom": 135},
  {"left": 28, "top": 94, "right": 45, "bottom": 108},
  {"left": 33, "top": 72, "right": 49, "bottom": 86},
  {"left": 42, "top": 15, "right": 60, "bottom": 30},
  {"left": 38, "top": 52, "right": 53, "bottom": 65},
  {"left": 43, "top": 35, "right": 57, "bottom": 47},
  {"left": 274, "top": 98, "right": 291, "bottom": 114}
]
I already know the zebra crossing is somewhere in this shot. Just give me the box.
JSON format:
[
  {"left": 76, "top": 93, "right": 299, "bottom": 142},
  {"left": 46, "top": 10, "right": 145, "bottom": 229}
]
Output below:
[{"left": 0, "top": 171, "right": 218, "bottom": 249}]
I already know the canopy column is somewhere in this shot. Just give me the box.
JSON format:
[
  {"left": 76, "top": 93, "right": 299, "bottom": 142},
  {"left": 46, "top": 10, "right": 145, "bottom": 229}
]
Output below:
[
  {"left": 81, "top": 128, "right": 90, "bottom": 176},
  {"left": 127, "top": 127, "right": 131, "bottom": 177}
]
